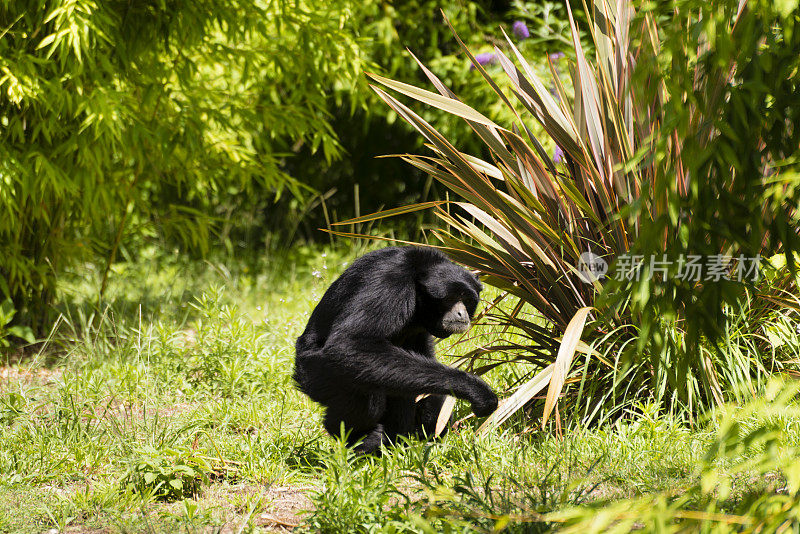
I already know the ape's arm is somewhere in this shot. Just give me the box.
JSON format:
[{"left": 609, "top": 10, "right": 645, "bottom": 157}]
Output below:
[{"left": 320, "top": 334, "right": 497, "bottom": 416}]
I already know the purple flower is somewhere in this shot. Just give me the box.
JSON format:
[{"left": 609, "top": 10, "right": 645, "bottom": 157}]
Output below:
[
  {"left": 553, "top": 146, "right": 565, "bottom": 164},
  {"left": 512, "top": 21, "right": 530, "bottom": 40},
  {"left": 471, "top": 52, "right": 498, "bottom": 70},
  {"left": 549, "top": 52, "right": 565, "bottom": 62}
]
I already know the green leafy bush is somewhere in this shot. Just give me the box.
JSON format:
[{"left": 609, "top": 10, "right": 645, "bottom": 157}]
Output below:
[
  {"left": 180, "top": 288, "right": 277, "bottom": 397},
  {"left": 551, "top": 379, "right": 800, "bottom": 532},
  {"left": 0, "top": 0, "right": 375, "bottom": 332},
  {"left": 298, "top": 440, "right": 400, "bottom": 533},
  {"left": 0, "top": 298, "right": 34, "bottom": 348},
  {"left": 612, "top": 0, "right": 800, "bottom": 359},
  {"left": 121, "top": 444, "right": 210, "bottom": 502}
]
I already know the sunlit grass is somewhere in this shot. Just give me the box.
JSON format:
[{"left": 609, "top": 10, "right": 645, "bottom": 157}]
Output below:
[{"left": 1, "top": 247, "right": 799, "bottom": 532}]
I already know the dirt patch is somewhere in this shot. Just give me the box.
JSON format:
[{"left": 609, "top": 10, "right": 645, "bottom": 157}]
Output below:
[
  {"left": 0, "top": 365, "right": 63, "bottom": 389},
  {"left": 257, "top": 485, "right": 314, "bottom": 530},
  {"left": 203, "top": 481, "right": 316, "bottom": 532}
]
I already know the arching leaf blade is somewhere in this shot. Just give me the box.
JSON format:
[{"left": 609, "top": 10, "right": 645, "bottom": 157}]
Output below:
[
  {"left": 541, "top": 307, "right": 593, "bottom": 428},
  {"left": 330, "top": 201, "right": 448, "bottom": 226},
  {"left": 477, "top": 364, "right": 554, "bottom": 435},
  {"left": 367, "top": 73, "right": 501, "bottom": 128},
  {"left": 435, "top": 396, "right": 457, "bottom": 437}
]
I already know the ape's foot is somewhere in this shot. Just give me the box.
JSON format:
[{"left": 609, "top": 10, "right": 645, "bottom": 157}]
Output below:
[{"left": 353, "top": 424, "right": 386, "bottom": 455}]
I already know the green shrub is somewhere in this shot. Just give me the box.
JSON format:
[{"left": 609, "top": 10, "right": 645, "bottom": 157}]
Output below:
[
  {"left": 0, "top": 0, "right": 374, "bottom": 332},
  {"left": 551, "top": 379, "right": 800, "bottom": 532},
  {"left": 0, "top": 298, "right": 33, "bottom": 348},
  {"left": 299, "top": 440, "right": 401, "bottom": 533},
  {"left": 121, "top": 444, "right": 211, "bottom": 502}
]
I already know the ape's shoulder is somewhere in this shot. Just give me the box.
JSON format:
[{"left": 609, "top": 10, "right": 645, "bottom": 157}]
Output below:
[{"left": 346, "top": 246, "right": 450, "bottom": 277}]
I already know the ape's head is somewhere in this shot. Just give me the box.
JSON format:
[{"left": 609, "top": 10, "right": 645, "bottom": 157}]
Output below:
[{"left": 417, "top": 261, "right": 483, "bottom": 338}]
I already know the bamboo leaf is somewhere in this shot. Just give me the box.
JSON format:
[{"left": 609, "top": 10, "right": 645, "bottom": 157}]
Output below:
[{"left": 37, "top": 33, "right": 57, "bottom": 49}]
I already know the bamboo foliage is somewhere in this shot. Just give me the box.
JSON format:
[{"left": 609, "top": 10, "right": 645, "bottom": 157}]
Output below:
[{"left": 0, "top": 0, "right": 375, "bottom": 331}]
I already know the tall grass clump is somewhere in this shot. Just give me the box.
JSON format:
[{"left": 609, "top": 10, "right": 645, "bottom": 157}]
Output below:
[
  {"left": 548, "top": 379, "right": 800, "bottom": 532},
  {"left": 374, "top": 379, "right": 800, "bottom": 532},
  {"left": 347, "top": 0, "right": 800, "bottom": 425}
]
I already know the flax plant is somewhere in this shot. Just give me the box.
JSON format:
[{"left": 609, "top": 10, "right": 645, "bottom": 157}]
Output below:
[{"left": 338, "top": 0, "right": 800, "bottom": 426}]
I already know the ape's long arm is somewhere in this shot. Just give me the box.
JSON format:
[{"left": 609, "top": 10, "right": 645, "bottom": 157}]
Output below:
[{"left": 315, "top": 334, "right": 496, "bottom": 416}]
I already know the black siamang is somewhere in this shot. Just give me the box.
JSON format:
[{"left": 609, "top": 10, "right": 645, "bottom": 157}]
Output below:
[{"left": 293, "top": 246, "right": 498, "bottom": 454}]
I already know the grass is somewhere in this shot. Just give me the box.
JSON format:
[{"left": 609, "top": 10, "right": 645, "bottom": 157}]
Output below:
[{"left": 0, "top": 245, "right": 797, "bottom": 533}]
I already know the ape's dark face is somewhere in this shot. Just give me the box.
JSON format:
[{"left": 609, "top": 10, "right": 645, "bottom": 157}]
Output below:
[{"left": 418, "top": 263, "right": 482, "bottom": 339}]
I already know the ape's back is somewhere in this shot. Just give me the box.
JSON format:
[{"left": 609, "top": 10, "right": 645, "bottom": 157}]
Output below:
[
  {"left": 296, "top": 247, "right": 446, "bottom": 351},
  {"left": 298, "top": 248, "right": 394, "bottom": 349},
  {"left": 293, "top": 247, "right": 451, "bottom": 394}
]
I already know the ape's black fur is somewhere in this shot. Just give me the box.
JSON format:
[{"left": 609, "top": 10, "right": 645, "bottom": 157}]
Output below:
[{"left": 294, "top": 246, "right": 498, "bottom": 454}]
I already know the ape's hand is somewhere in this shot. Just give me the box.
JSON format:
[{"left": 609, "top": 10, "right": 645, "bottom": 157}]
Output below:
[{"left": 468, "top": 379, "right": 498, "bottom": 417}]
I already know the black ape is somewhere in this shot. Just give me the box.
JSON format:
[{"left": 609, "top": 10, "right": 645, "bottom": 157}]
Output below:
[{"left": 293, "top": 246, "right": 498, "bottom": 454}]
